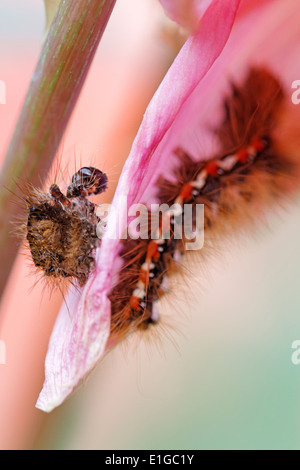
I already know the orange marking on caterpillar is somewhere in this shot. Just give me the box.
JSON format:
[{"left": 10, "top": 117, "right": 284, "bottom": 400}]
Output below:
[
  {"left": 205, "top": 161, "right": 219, "bottom": 176},
  {"left": 146, "top": 240, "right": 160, "bottom": 262},
  {"left": 236, "top": 148, "right": 248, "bottom": 163},
  {"left": 179, "top": 182, "right": 194, "bottom": 201},
  {"left": 139, "top": 269, "right": 149, "bottom": 284},
  {"left": 129, "top": 295, "right": 140, "bottom": 311},
  {"left": 250, "top": 136, "right": 265, "bottom": 152}
]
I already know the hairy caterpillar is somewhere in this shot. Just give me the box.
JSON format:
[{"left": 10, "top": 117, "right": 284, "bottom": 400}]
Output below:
[
  {"left": 23, "top": 67, "right": 300, "bottom": 344},
  {"left": 108, "top": 67, "right": 299, "bottom": 343}
]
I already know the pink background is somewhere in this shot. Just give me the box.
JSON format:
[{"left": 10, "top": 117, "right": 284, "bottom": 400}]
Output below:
[
  {"left": 0, "top": 0, "right": 175, "bottom": 449},
  {"left": 1, "top": 0, "right": 300, "bottom": 451}
]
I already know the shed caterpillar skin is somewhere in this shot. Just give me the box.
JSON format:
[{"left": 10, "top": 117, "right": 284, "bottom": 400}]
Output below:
[
  {"left": 25, "top": 167, "right": 108, "bottom": 286},
  {"left": 23, "top": 67, "right": 299, "bottom": 344}
]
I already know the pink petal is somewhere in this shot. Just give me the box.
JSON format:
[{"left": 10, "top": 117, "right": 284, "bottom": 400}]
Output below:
[
  {"left": 152, "top": 0, "right": 300, "bottom": 167},
  {"left": 36, "top": 0, "right": 244, "bottom": 412},
  {"left": 118, "top": 0, "right": 241, "bottom": 207},
  {"left": 159, "top": 0, "right": 213, "bottom": 31},
  {"left": 35, "top": 282, "right": 111, "bottom": 412}
]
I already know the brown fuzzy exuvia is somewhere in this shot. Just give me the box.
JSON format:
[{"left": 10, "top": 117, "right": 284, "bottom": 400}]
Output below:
[{"left": 24, "top": 167, "right": 108, "bottom": 286}]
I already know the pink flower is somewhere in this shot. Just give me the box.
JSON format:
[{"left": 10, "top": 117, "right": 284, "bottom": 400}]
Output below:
[
  {"left": 159, "top": 0, "right": 213, "bottom": 31},
  {"left": 36, "top": 0, "right": 300, "bottom": 412}
]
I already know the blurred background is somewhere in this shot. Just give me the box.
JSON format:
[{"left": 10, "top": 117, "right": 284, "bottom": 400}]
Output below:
[{"left": 0, "top": 0, "right": 300, "bottom": 450}]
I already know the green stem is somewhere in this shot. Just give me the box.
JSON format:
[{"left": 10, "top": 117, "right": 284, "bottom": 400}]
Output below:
[{"left": 0, "top": 0, "right": 116, "bottom": 299}]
